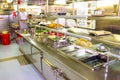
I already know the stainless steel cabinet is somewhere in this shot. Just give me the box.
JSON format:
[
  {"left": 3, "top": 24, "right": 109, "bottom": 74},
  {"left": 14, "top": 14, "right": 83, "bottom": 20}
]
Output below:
[
  {"left": 19, "top": 39, "right": 86, "bottom": 80},
  {"left": 42, "top": 59, "right": 57, "bottom": 80},
  {"left": 19, "top": 39, "right": 42, "bottom": 72},
  {"left": 19, "top": 41, "right": 31, "bottom": 54},
  {"left": 43, "top": 52, "right": 86, "bottom": 80},
  {"left": 32, "top": 53, "right": 42, "bottom": 72}
]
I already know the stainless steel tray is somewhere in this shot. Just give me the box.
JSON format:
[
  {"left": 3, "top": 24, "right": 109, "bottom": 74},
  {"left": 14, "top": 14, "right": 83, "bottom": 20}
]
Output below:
[{"left": 47, "top": 45, "right": 116, "bottom": 71}]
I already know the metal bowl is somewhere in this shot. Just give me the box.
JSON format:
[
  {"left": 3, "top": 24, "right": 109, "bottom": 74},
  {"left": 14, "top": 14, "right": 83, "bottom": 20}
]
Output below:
[{"left": 96, "top": 45, "right": 109, "bottom": 52}]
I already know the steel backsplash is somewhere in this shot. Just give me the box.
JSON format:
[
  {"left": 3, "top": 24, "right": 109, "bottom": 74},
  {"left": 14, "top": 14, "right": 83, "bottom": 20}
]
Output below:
[{"left": 95, "top": 17, "right": 120, "bottom": 34}]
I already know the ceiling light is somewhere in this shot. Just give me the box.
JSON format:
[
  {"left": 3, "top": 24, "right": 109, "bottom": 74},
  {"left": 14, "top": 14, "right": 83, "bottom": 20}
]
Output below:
[
  {"left": 54, "top": 0, "right": 66, "bottom": 5},
  {"left": 6, "top": 0, "right": 13, "bottom": 3}
]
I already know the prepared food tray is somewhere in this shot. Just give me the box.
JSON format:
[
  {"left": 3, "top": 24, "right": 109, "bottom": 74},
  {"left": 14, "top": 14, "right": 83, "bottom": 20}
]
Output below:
[
  {"left": 74, "top": 38, "right": 93, "bottom": 48},
  {"left": 89, "top": 30, "right": 112, "bottom": 36},
  {"left": 98, "top": 34, "right": 120, "bottom": 42},
  {"left": 47, "top": 38, "right": 70, "bottom": 48},
  {"left": 47, "top": 23, "right": 64, "bottom": 28}
]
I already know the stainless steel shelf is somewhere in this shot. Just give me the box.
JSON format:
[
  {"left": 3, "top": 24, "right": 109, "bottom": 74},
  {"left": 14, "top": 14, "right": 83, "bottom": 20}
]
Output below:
[{"left": 48, "top": 15, "right": 89, "bottom": 19}]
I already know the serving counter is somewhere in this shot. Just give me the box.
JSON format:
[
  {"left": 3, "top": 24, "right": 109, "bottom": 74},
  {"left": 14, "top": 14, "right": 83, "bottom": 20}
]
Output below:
[{"left": 17, "top": 31, "right": 120, "bottom": 80}]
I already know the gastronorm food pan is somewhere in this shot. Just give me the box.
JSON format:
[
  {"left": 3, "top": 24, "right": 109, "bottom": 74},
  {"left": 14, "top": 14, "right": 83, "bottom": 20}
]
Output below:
[
  {"left": 69, "top": 49, "right": 93, "bottom": 60},
  {"left": 60, "top": 45, "right": 79, "bottom": 52}
]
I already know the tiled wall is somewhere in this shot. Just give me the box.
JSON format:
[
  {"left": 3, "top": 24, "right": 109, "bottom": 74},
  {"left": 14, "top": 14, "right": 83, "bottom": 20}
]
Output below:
[{"left": 0, "top": 15, "right": 10, "bottom": 31}]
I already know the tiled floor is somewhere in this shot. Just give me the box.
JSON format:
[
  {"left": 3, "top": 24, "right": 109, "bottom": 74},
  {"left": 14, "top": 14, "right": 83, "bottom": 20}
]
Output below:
[{"left": 0, "top": 42, "right": 45, "bottom": 80}]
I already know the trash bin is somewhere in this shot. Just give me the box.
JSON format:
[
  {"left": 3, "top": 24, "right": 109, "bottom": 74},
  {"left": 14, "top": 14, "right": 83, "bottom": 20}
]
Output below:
[{"left": 1, "top": 33, "right": 10, "bottom": 45}]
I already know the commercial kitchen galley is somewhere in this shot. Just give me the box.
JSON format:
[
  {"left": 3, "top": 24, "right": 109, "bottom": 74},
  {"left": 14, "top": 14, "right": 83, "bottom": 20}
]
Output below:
[{"left": 0, "top": 0, "right": 120, "bottom": 80}]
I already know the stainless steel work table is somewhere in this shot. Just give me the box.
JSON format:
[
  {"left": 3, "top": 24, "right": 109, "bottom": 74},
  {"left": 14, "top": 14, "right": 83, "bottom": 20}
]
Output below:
[{"left": 18, "top": 33, "right": 120, "bottom": 80}]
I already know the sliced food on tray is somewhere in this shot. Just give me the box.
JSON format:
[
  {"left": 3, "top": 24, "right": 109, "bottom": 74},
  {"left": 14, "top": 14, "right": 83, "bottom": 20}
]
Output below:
[
  {"left": 47, "top": 23, "right": 64, "bottom": 28},
  {"left": 89, "top": 30, "right": 112, "bottom": 36},
  {"left": 74, "top": 38, "right": 93, "bottom": 48}
]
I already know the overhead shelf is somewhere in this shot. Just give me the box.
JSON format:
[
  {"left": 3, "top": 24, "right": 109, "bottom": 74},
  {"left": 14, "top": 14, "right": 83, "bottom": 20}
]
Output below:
[{"left": 48, "top": 15, "right": 90, "bottom": 19}]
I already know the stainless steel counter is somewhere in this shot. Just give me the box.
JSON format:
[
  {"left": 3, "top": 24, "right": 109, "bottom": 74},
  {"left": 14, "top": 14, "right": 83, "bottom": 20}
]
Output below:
[{"left": 18, "top": 32, "right": 120, "bottom": 80}]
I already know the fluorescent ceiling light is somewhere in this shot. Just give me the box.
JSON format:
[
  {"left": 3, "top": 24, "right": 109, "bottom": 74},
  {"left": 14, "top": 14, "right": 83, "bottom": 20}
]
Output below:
[
  {"left": 97, "top": 0, "right": 119, "bottom": 7},
  {"left": 6, "top": 0, "right": 13, "bottom": 3},
  {"left": 54, "top": 0, "right": 66, "bottom": 5}
]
